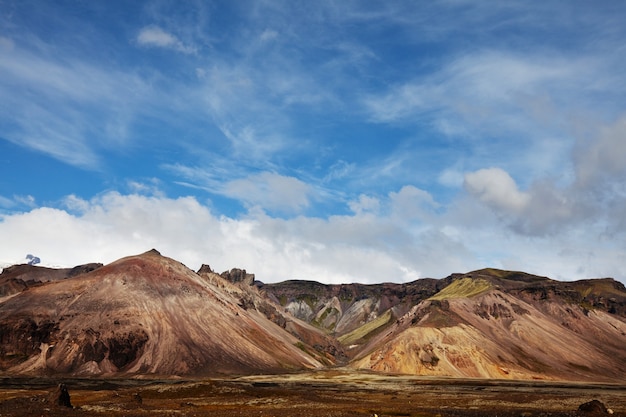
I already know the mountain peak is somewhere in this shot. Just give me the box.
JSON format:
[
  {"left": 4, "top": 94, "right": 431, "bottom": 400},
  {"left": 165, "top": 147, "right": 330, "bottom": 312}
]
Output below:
[{"left": 142, "top": 248, "right": 162, "bottom": 257}]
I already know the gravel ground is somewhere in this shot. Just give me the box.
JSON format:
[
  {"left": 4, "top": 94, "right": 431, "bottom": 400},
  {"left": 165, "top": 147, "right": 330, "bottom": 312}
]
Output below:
[{"left": 1, "top": 373, "right": 624, "bottom": 417}]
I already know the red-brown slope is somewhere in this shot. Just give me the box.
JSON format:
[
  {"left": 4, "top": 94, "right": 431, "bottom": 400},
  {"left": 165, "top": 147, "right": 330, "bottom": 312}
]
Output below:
[{"left": 0, "top": 250, "right": 325, "bottom": 376}]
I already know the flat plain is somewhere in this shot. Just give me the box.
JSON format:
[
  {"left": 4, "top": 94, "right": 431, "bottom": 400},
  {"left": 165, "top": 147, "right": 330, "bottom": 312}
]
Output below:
[{"left": 1, "top": 370, "right": 625, "bottom": 417}]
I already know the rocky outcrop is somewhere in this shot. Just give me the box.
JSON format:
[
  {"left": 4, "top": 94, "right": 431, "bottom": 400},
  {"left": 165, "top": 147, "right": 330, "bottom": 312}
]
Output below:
[
  {"left": 68, "top": 263, "right": 103, "bottom": 277},
  {"left": 221, "top": 268, "right": 255, "bottom": 286},
  {"left": 198, "top": 265, "right": 256, "bottom": 286},
  {"left": 48, "top": 383, "right": 72, "bottom": 408}
]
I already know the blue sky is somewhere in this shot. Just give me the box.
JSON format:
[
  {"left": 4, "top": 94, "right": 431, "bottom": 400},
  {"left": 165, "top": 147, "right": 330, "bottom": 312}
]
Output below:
[{"left": 1, "top": 1, "right": 626, "bottom": 284}]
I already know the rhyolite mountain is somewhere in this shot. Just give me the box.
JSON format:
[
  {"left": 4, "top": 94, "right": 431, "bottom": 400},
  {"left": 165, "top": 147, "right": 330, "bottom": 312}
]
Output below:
[
  {"left": 0, "top": 250, "right": 339, "bottom": 376},
  {"left": 262, "top": 269, "right": 626, "bottom": 381},
  {"left": 1, "top": 251, "right": 625, "bottom": 382}
]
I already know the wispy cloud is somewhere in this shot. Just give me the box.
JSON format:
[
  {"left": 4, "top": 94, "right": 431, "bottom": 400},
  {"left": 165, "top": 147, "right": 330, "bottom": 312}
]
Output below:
[
  {"left": 136, "top": 26, "right": 196, "bottom": 54},
  {"left": 223, "top": 172, "right": 312, "bottom": 214},
  {"left": 0, "top": 39, "right": 151, "bottom": 168},
  {"left": 364, "top": 51, "right": 596, "bottom": 128},
  {"left": 165, "top": 162, "right": 314, "bottom": 216}
]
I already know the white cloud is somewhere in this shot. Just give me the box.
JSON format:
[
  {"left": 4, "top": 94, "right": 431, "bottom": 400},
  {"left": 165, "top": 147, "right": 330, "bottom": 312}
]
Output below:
[
  {"left": 136, "top": 26, "right": 196, "bottom": 54},
  {"left": 389, "top": 185, "right": 437, "bottom": 222},
  {"left": 1, "top": 190, "right": 625, "bottom": 284},
  {"left": 348, "top": 194, "right": 380, "bottom": 215},
  {"left": 463, "top": 167, "right": 577, "bottom": 236},
  {"left": 461, "top": 113, "right": 626, "bottom": 237},
  {"left": 0, "top": 192, "right": 431, "bottom": 283},
  {"left": 464, "top": 168, "right": 530, "bottom": 214},
  {"left": 574, "top": 114, "right": 626, "bottom": 189},
  {"left": 223, "top": 172, "right": 312, "bottom": 214}
]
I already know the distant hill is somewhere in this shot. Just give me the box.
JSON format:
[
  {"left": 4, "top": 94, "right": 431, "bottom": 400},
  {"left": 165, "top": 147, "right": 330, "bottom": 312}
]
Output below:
[{"left": 1, "top": 252, "right": 625, "bottom": 382}]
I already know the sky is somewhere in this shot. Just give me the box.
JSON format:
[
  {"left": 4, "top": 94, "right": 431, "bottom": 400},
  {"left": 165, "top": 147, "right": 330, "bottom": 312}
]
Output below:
[{"left": 1, "top": 1, "right": 626, "bottom": 284}]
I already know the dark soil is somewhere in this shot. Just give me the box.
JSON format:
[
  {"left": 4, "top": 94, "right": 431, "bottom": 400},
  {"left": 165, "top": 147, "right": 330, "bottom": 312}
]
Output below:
[{"left": 1, "top": 373, "right": 624, "bottom": 417}]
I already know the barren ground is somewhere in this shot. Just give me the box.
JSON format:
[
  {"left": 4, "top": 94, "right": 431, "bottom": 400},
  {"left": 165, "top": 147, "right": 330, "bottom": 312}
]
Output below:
[{"left": 1, "top": 370, "right": 625, "bottom": 417}]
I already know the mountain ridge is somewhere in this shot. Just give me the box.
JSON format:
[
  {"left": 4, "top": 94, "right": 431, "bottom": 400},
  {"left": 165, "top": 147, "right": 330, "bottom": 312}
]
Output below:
[{"left": 1, "top": 250, "right": 625, "bottom": 382}]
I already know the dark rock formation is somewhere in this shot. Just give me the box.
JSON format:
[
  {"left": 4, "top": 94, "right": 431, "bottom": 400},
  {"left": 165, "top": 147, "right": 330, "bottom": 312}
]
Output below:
[
  {"left": 49, "top": 383, "right": 72, "bottom": 408},
  {"left": 68, "top": 263, "right": 103, "bottom": 277},
  {"left": 578, "top": 399, "right": 609, "bottom": 414},
  {"left": 197, "top": 264, "right": 213, "bottom": 275},
  {"left": 221, "top": 268, "right": 255, "bottom": 286},
  {"left": 107, "top": 331, "right": 150, "bottom": 369},
  {"left": 0, "top": 318, "right": 58, "bottom": 367}
]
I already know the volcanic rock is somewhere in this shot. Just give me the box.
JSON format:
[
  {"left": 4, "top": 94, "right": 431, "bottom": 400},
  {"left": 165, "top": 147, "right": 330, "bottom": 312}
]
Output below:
[
  {"left": 48, "top": 383, "right": 72, "bottom": 408},
  {"left": 578, "top": 399, "right": 609, "bottom": 414},
  {"left": 221, "top": 268, "right": 255, "bottom": 286}
]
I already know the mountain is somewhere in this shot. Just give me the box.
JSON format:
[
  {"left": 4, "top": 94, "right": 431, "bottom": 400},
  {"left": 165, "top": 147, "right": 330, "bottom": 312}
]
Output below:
[
  {"left": 1, "top": 252, "right": 625, "bottom": 382},
  {"left": 0, "top": 250, "right": 338, "bottom": 376},
  {"left": 263, "top": 269, "right": 626, "bottom": 382}
]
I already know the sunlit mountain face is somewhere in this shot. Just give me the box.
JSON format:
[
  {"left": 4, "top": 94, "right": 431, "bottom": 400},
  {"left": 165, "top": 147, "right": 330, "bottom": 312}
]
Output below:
[{"left": 1, "top": 250, "right": 625, "bottom": 382}]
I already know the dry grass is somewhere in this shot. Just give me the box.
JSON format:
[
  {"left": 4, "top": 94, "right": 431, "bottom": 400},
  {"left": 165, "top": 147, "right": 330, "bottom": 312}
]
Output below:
[
  {"left": 2, "top": 372, "right": 626, "bottom": 417},
  {"left": 429, "top": 278, "right": 492, "bottom": 301},
  {"left": 338, "top": 310, "right": 393, "bottom": 345}
]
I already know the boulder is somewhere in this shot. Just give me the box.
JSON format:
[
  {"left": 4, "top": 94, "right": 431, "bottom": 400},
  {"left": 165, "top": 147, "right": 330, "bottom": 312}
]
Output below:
[
  {"left": 578, "top": 399, "right": 609, "bottom": 414},
  {"left": 49, "top": 383, "right": 72, "bottom": 408}
]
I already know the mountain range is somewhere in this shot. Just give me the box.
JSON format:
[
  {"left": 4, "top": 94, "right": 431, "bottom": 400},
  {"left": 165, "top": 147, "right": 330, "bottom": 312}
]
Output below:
[{"left": 1, "top": 249, "right": 625, "bottom": 382}]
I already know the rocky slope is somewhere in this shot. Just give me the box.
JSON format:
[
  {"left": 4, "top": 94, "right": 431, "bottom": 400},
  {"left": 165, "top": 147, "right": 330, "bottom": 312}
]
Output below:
[
  {"left": 260, "top": 278, "right": 449, "bottom": 337},
  {"left": 346, "top": 270, "right": 626, "bottom": 382},
  {"left": 263, "top": 269, "right": 626, "bottom": 382},
  {"left": 0, "top": 250, "right": 337, "bottom": 376}
]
